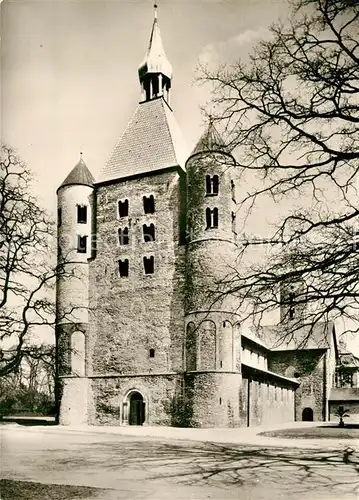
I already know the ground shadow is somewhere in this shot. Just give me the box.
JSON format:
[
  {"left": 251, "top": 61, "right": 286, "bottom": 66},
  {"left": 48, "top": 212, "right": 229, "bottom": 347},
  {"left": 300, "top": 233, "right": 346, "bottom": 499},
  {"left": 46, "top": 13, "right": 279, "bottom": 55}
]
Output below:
[
  {"left": 323, "top": 424, "right": 359, "bottom": 429},
  {"left": 48, "top": 437, "right": 359, "bottom": 498}
]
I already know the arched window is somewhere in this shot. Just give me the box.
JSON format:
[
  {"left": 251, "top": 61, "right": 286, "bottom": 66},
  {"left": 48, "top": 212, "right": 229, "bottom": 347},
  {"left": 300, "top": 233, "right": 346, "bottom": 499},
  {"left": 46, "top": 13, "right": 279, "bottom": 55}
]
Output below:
[
  {"left": 77, "top": 235, "right": 87, "bottom": 253},
  {"left": 143, "top": 223, "right": 156, "bottom": 242},
  {"left": 186, "top": 322, "right": 197, "bottom": 371},
  {"left": 205, "top": 207, "right": 218, "bottom": 229},
  {"left": 219, "top": 321, "right": 233, "bottom": 370},
  {"left": 143, "top": 195, "right": 155, "bottom": 214},
  {"left": 118, "top": 199, "right": 129, "bottom": 218},
  {"left": 198, "top": 320, "right": 216, "bottom": 370},
  {"left": 143, "top": 255, "right": 154, "bottom": 274},
  {"left": 71, "top": 331, "right": 85, "bottom": 376},
  {"left": 118, "top": 259, "right": 129, "bottom": 277},
  {"left": 77, "top": 205, "right": 87, "bottom": 224},
  {"left": 205, "top": 175, "right": 219, "bottom": 196}
]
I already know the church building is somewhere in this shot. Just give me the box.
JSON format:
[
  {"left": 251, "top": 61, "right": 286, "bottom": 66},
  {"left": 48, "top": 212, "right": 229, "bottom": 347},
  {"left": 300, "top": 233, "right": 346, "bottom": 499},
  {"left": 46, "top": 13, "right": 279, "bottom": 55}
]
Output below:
[{"left": 56, "top": 6, "right": 355, "bottom": 427}]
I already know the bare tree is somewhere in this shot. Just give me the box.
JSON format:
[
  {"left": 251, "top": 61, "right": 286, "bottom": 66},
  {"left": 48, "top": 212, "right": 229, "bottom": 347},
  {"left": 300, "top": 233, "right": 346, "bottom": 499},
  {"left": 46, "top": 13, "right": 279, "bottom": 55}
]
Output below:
[
  {"left": 200, "top": 0, "right": 359, "bottom": 341},
  {"left": 0, "top": 145, "right": 68, "bottom": 376}
]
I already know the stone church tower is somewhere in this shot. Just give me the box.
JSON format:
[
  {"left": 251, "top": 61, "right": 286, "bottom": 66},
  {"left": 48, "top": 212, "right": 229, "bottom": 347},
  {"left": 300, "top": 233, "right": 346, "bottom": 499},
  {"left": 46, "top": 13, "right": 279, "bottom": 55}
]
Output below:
[
  {"left": 57, "top": 5, "right": 333, "bottom": 428},
  {"left": 55, "top": 5, "right": 241, "bottom": 427}
]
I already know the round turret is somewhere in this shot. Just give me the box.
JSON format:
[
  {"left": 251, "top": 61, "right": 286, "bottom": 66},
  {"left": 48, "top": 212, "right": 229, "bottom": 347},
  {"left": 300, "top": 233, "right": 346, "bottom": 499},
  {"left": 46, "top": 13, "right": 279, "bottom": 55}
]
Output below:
[
  {"left": 55, "top": 155, "right": 94, "bottom": 425},
  {"left": 185, "top": 122, "right": 237, "bottom": 312},
  {"left": 183, "top": 122, "right": 241, "bottom": 428}
]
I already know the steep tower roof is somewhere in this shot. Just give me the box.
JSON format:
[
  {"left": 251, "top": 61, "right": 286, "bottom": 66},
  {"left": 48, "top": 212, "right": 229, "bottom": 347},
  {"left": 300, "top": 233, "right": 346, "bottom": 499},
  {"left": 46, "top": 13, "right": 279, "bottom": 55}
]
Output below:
[
  {"left": 58, "top": 155, "right": 94, "bottom": 192},
  {"left": 98, "top": 98, "right": 187, "bottom": 183},
  {"left": 98, "top": 5, "right": 187, "bottom": 184},
  {"left": 138, "top": 4, "right": 172, "bottom": 82},
  {"left": 190, "top": 120, "right": 230, "bottom": 157}
]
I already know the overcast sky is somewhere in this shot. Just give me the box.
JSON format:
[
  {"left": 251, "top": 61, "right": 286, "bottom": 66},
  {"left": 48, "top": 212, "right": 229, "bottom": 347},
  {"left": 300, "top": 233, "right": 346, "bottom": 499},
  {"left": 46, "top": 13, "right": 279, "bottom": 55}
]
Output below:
[{"left": 2, "top": 0, "right": 289, "bottom": 212}]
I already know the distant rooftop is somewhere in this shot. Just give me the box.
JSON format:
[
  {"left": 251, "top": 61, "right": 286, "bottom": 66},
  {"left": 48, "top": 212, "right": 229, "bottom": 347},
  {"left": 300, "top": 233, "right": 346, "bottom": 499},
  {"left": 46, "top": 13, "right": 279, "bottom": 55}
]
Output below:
[
  {"left": 258, "top": 321, "right": 336, "bottom": 351},
  {"left": 190, "top": 119, "right": 231, "bottom": 157},
  {"left": 338, "top": 352, "right": 359, "bottom": 368}
]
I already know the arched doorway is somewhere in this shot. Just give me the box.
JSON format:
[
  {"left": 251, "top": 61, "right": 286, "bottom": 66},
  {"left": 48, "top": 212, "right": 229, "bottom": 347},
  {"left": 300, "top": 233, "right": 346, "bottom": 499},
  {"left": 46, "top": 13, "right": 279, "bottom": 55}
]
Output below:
[
  {"left": 129, "top": 392, "right": 145, "bottom": 426},
  {"left": 302, "top": 407, "right": 313, "bottom": 421}
]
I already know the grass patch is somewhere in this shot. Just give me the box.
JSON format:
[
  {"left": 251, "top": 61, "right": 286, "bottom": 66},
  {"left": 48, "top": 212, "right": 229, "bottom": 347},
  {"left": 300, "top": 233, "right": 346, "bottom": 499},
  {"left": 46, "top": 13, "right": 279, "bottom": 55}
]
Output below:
[
  {"left": 259, "top": 425, "right": 359, "bottom": 440},
  {"left": 0, "top": 479, "right": 109, "bottom": 499}
]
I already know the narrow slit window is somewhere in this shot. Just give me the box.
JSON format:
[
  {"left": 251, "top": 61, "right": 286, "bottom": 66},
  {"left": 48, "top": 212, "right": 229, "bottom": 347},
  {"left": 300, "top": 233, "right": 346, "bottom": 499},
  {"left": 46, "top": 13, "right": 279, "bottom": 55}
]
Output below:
[
  {"left": 57, "top": 208, "right": 62, "bottom": 227},
  {"left": 288, "top": 292, "right": 295, "bottom": 319},
  {"left": 206, "top": 207, "right": 218, "bottom": 229},
  {"left": 143, "top": 255, "right": 154, "bottom": 274},
  {"left": 118, "top": 199, "right": 129, "bottom": 218},
  {"left": 205, "top": 175, "right": 212, "bottom": 195},
  {"left": 118, "top": 259, "right": 129, "bottom": 277},
  {"left": 77, "top": 205, "right": 87, "bottom": 224},
  {"left": 77, "top": 235, "right": 87, "bottom": 253},
  {"left": 232, "top": 211, "right": 237, "bottom": 233},
  {"left": 143, "top": 223, "right": 156, "bottom": 243},
  {"left": 143, "top": 195, "right": 155, "bottom": 214},
  {"left": 231, "top": 180, "right": 236, "bottom": 202},
  {"left": 149, "top": 348, "right": 155, "bottom": 358},
  {"left": 212, "top": 175, "right": 219, "bottom": 195},
  {"left": 205, "top": 175, "right": 219, "bottom": 196},
  {"left": 118, "top": 227, "right": 129, "bottom": 245}
]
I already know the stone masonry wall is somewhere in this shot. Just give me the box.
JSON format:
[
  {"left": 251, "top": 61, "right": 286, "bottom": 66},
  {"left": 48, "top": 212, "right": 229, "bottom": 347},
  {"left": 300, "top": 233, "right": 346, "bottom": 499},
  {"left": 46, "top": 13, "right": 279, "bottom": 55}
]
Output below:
[
  {"left": 89, "top": 374, "right": 184, "bottom": 426},
  {"left": 88, "top": 170, "right": 186, "bottom": 380},
  {"left": 243, "top": 378, "right": 295, "bottom": 426},
  {"left": 184, "top": 372, "right": 241, "bottom": 427},
  {"left": 268, "top": 350, "right": 327, "bottom": 421}
]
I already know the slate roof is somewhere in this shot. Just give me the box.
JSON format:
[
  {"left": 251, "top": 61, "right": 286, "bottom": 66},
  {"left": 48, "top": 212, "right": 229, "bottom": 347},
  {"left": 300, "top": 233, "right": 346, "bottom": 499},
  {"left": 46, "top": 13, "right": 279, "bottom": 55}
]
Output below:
[
  {"left": 98, "top": 98, "right": 188, "bottom": 184},
  {"left": 241, "top": 329, "right": 270, "bottom": 351},
  {"left": 190, "top": 120, "right": 231, "bottom": 157},
  {"left": 242, "top": 363, "right": 299, "bottom": 386},
  {"left": 259, "top": 321, "right": 335, "bottom": 351},
  {"left": 58, "top": 158, "right": 94, "bottom": 192}
]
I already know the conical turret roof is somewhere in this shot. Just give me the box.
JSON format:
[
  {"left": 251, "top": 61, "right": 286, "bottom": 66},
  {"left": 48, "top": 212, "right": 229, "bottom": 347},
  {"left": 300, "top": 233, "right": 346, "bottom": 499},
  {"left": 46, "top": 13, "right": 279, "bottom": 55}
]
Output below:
[
  {"left": 58, "top": 156, "right": 94, "bottom": 192},
  {"left": 138, "top": 5, "right": 172, "bottom": 81},
  {"left": 190, "top": 120, "right": 230, "bottom": 157}
]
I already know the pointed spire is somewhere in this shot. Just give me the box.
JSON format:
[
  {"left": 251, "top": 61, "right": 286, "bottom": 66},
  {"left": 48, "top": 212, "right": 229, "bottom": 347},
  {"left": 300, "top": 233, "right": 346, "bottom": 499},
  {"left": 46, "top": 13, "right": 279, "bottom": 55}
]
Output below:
[
  {"left": 138, "top": 4, "right": 172, "bottom": 103},
  {"left": 190, "top": 119, "right": 230, "bottom": 157},
  {"left": 58, "top": 154, "right": 94, "bottom": 192}
]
